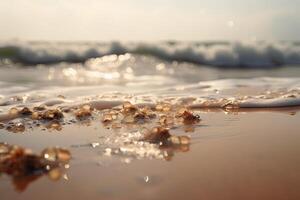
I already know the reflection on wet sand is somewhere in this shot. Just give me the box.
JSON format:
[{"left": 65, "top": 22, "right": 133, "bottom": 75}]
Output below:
[
  {"left": 96, "top": 102, "right": 199, "bottom": 160},
  {"left": 0, "top": 143, "right": 71, "bottom": 192},
  {"left": 160, "top": 142, "right": 190, "bottom": 161},
  {"left": 1, "top": 102, "right": 300, "bottom": 199},
  {"left": 9, "top": 167, "right": 68, "bottom": 192}
]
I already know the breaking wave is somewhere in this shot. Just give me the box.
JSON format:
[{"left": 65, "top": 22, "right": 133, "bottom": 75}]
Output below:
[{"left": 1, "top": 41, "right": 300, "bottom": 67}]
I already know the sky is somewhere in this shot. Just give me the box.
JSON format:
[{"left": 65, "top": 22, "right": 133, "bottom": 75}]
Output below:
[{"left": 0, "top": 0, "right": 300, "bottom": 41}]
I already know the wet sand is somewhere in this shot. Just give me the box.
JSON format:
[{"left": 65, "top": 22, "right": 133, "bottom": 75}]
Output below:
[{"left": 1, "top": 108, "right": 300, "bottom": 200}]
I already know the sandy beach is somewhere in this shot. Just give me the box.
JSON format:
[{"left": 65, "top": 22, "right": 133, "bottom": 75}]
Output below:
[{"left": 1, "top": 105, "right": 300, "bottom": 200}]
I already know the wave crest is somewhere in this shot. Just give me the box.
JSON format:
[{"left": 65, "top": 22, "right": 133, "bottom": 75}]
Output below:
[{"left": 1, "top": 41, "right": 300, "bottom": 67}]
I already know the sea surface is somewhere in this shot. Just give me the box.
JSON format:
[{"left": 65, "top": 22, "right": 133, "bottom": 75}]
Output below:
[{"left": 1, "top": 41, "right": 300, "bottom": 110}]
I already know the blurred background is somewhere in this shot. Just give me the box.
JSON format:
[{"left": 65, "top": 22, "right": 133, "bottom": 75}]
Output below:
[
  {"left": 1, "top": 0, "right": 300, "bottom": 41},
  {"left": 0, "top": 0, "right": 300, "bottom": 97}
]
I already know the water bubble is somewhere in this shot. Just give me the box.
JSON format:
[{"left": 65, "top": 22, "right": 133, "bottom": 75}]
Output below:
[
  {"left": 63, "top": 174, "right": 69, "bottom": 181},
  {"left": 144, "top": 176, "right": 150, "bottom": 183},
  {"left": 41, "top": 148, "right": 71, "bottom": 163},
  {"left": 91, "top": 142, "right": 100, "bottom": 148},
  {"left": 104, "top": 148, "right": 112, "bottom": 156}
]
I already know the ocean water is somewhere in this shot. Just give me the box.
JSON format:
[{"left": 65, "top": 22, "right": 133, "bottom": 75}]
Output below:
[{"left": 1, "top": 41, "right": 300, "bottom": 111}]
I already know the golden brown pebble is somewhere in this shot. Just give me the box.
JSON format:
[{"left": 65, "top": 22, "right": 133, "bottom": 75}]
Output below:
[
  {"left": 122, "top": 101, "right": 138, "bottom": 114},
  {"left": 139, "top": 107, "right": 156, "bottom": 119},
  {"left": 155, "top": 104, "right": 163, "bottom": 111},
  {"left": 57, "top": 95, "right": 65, "bottom": 99},
  {"left": 0, "top": 146, "right": 43, "bottom": 177},
  {"left": 46, "top": 121, "right": 62, "bottom": 131},
  {"left": 102, "top": 113, "right": 114, "bottom": 123},
  {"left": 9, "top": 107, "right": 19, "bottom": 116},
  {"left": 33, "top": 105, "right": 47, "bottom": 111},
  {"left": 155, "top": 103, "right": 172, "bottom": 112},
  {"left": 159, "top": 115, "right": 174, "bottom": 126},
  {"left": 168, "top": 135, "right": 181, "bottom": 144},
  {"left": 19, "top": 107, "right": 33, "bottom": 116},
  {"left": 0, "top": 143, "right": 71, "bottom": 186},
  {"left": 0, "top": 123, "right": 5, "bottom": 129},
  {"left": 42, "top": 109, "right": 64, "bottom": 120},
  {"left": 31, "top": 112, "right": 41, "bottom": 120},
  {"left": 74, "top": 104, "right": 92, "bottom": 119},
  {"left": 163, "top": 105, "right": 172, "bottom": 112},
  {"left": 167, "top": 135, "right": 190, "bottom": 145},
  {"left": 48, "top": 168, "right": 62, "bottom": 181},
  {"left": 176, "top": 108, "right": 201, "bottom": 124},
  {"left": 178, "top": 136, "right": 190, "bottom": 145}
]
